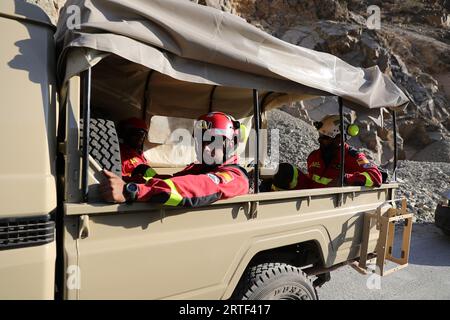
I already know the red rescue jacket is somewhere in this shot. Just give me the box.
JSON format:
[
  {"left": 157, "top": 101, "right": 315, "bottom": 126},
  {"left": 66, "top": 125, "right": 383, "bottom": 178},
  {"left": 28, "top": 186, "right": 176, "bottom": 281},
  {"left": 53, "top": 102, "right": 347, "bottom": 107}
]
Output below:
[
  {"left": 136, "top": 156, "right": 249, "bottom": 207},
  {"left": 300, "top": 143, "right": 382, "bottom": 188},
  {"left": 120, "top": 143, "right": 150, "bottom": 182}
]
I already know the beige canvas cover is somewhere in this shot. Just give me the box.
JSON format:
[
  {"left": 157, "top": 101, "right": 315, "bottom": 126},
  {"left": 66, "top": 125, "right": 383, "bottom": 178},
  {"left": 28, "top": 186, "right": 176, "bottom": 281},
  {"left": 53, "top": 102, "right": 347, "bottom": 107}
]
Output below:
[{"left": 55, "top": 0, "right": 409, "bottom": 120}]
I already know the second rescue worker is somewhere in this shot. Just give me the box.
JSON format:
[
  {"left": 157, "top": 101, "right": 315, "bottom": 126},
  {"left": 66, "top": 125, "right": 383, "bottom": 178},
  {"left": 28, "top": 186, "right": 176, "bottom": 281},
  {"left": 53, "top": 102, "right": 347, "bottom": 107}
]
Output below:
[
  {"left": 272, "top": 114, "right": 382, "bottom": 190},
  {"left": 118, "top": 117, "right": 157, "bottom": 183},
  {"left": 100, "top": 112, "right": 249, "bottom": 207}
]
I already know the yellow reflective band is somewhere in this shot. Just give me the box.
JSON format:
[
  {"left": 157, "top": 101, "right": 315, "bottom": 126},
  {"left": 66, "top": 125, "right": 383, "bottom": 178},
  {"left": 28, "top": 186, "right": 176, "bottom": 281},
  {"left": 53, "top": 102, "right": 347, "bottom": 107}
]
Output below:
[
  {"left": 163, "top": 179, "right": 183, "bottom": 206},
  {"left": 239, "top": 124, "right": 248, "bottom": 143},
  {"left": 143, "top": 167, "right": 157, "bottom": 182},
  {"left": 312, "top": 174, "right": 332, "bottom": 185},
  {"left": 289, "top": 166, "right": 299, "bottom": 189},
  {"left": 361, "top": 172, "right": 374, "bottom": 187},
  {"left": 271, "top": 184, "right": 285, "bottom": 191}
]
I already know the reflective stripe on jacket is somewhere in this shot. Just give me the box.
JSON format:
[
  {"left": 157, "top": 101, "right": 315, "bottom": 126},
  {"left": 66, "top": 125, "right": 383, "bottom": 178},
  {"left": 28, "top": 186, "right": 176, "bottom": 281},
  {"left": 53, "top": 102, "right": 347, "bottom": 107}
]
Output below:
[
  {"left": 136, "top": 157, "right": 249, "bottom": 207},
  {"left": 305, "top": 143, "right": 382, "bottom": 188}
]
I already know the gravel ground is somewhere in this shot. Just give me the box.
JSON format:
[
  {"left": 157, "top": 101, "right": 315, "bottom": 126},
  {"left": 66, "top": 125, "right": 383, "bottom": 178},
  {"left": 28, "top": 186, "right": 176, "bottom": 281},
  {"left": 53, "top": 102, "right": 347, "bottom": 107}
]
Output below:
[
  {"left": 318, "top": 224, "right": 450, "bottom": 300},
  {"left": 396, "top": 161, "right": 450, "bottom": 223},
  {"left": 267, "top": 109, "right": 450, "bottom": 223}
]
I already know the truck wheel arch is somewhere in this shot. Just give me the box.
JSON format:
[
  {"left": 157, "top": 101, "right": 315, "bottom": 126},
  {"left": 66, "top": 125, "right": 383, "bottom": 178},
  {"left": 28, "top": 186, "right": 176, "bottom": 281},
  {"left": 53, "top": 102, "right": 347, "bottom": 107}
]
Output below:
[
  {"left": 222, "top": 229, "right": 329, "bottom": 300},
  {"left": 235, "top": 262, "right": 318, "bottom": 300}
]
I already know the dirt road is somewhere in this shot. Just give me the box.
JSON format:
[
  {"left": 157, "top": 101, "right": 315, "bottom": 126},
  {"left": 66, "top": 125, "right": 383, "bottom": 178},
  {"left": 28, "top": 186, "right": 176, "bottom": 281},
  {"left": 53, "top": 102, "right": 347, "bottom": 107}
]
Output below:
[{"left": 318, "top": 224, "right": 450, "bottom": 300}]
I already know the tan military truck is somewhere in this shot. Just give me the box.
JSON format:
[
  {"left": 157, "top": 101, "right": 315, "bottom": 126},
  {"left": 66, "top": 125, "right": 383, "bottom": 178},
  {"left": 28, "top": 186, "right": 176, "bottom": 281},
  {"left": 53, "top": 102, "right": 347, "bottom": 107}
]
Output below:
[{"left": 0, "top": 0, "right": 412, "bottom": 300}]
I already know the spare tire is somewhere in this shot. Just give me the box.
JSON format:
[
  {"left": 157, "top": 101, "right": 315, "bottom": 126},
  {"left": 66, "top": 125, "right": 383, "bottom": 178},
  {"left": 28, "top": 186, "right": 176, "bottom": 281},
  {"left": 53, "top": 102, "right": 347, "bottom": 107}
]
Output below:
[{"left": 80, "top": 118, "right": 122, "bottom": 178}]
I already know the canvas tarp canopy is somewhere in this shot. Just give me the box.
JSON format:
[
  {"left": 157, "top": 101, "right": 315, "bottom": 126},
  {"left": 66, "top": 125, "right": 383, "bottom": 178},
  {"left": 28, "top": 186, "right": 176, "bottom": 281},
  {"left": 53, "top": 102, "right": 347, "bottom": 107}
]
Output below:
[{"left": 55, "top": 0, "right": 409, "bottom": 122}]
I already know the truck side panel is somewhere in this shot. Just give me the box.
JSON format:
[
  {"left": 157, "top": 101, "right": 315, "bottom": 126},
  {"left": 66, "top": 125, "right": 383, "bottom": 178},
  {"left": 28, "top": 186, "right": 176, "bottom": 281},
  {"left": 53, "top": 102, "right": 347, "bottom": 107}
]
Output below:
[
  {"left": 0, "top": 1, "right": 56, "bottom": 299},
  {"left": 64, "top": 187, "right": 389, "bottom": 299},
  {"left": 0, "top": 242, "right": 56, "bottom": 299}
]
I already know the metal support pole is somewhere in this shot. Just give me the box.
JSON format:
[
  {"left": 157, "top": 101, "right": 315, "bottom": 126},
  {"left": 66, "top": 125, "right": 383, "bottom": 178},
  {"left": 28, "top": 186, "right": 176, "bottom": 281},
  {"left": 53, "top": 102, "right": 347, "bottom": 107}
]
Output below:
[
  {"left": 209, "top": 85, "right": 217, "bottom": 113},
  {"left": 142, "top": 70, "right": 154, "bottom": 120},
  {"left": 253, "top": 89, "right": 260, "bottom": 194},
  {"left": 81, "top": 68, "right": 91, "bottom": 202},
  {"left": 391, "top": 109, "right": 398, "bottom": 181},
  {"left": 338, "top": 97, "right": 345, "bottom": 188}
]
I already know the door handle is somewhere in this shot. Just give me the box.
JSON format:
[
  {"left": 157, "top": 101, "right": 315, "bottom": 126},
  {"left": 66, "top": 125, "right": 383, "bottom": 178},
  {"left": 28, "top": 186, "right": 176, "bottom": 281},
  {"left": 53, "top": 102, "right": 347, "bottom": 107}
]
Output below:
[
  {"left": 249, "top": 201, "right": 259, "bottom": 219},
  {"left": 78, "top": 215, "right": 90, "bottom": 239}
]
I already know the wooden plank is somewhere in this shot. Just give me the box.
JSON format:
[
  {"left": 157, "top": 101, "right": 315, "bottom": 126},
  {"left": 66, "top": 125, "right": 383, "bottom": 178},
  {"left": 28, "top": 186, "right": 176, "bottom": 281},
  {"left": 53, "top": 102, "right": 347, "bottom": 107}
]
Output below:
[
  {"left": 358, "top": 213, "right": 372, "bottom": 269},
  {"left": 376, "top": 217, "right": 389, "bottom": 276},
  {"left": 387, "top": 208, "right": 396, "bottom": 218},
  {"left": 387, "top": 214, "right": 413, "bottom": 222},
  {"left": 386, "top": 256, "right": 404, "bottom": 265},
  {"left": 350, "top": 262, "right": 369, "bottom": 275},
  {"left": 401, "top": 198, "right": 407, "bottom": 213},
  {"left": 382, "top": 263, "right": 409, "bottom": 276},
  {"left": 386, "top": 220, "right": 395, "bottom": 260},
  {"left": 401, "top": 217, "right": 413, "bottom": 264}
]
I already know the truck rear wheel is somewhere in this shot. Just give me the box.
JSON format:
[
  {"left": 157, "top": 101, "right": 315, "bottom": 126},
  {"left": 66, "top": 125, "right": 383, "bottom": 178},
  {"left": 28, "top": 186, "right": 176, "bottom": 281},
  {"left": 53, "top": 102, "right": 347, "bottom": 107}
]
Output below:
[
  {"left": 80, "top": 118, "right": 122, "bottom": 178},
  {"left": 237, "top": 263, "right": 317, "bottom": 300}
]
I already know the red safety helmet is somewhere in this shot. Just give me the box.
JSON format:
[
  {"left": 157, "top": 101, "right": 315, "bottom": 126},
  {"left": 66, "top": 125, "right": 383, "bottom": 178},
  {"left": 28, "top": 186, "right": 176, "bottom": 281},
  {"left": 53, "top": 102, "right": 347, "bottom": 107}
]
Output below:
[
  {"left": 194, "top": 112, "right": 240, "bottom": 141},
  {"left": 194, "top": 112, "right": 241, "bottom": 163}
]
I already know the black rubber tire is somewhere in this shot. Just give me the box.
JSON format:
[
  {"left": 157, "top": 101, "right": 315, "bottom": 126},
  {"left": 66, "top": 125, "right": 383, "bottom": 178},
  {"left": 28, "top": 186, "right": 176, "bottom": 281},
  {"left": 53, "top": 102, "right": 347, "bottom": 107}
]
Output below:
[
  {"left": 236, "top": 263, "right": 317, "bottom": 300},
  {"left": 80, "top": 118, "right": 122, "bottom": 178}
]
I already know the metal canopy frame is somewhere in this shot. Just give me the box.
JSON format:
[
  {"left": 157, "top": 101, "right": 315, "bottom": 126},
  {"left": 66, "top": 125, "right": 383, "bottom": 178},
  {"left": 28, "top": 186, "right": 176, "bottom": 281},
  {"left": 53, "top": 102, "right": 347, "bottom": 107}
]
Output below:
[
  {"left": 335, "top": 97, "right": 399, "bottom": 200},
  {"left": 81, "top": 68, "right": 91, "bottom": 203},
  {"left": 253, "top": 89, "right": 261, "bottom": 194},
  {"left": 338, "top": 97, "right": 345, "bottom": 188},
  {"left": 391, "top": 109, "right": 398, "bottom": 181}
]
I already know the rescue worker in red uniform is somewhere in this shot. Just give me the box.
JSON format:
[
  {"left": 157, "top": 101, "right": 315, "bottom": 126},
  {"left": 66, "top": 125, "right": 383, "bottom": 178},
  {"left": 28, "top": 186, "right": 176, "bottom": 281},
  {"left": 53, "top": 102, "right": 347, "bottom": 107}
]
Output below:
[
  {"left": 118, "top": 117, "right": 157, "bottom": 183},
  {"left": 271, "top": 115, "right": 382, "bottom": 190},
  {"left": 100, "top": 112, "right": 249, "bottom": 207}
]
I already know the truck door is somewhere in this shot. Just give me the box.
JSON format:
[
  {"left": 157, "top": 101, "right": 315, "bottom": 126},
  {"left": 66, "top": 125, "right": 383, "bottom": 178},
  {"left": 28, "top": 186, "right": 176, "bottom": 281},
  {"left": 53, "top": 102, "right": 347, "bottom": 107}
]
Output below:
[{"left": 0, "top": 0, "right": 57, "bottom": 299}]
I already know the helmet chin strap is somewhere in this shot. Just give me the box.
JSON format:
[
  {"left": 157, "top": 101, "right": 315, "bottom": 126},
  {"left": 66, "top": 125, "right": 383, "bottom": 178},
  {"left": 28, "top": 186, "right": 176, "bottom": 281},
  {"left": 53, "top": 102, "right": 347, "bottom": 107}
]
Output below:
[{"left": 224, "top": 138, "right": 238, "bottom": 162}]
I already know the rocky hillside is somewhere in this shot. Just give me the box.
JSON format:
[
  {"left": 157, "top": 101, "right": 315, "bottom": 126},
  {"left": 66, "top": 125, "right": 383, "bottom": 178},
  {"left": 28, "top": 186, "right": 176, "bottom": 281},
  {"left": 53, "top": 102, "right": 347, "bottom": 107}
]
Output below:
[
  {"left": 31, "top": 0, "right": 449, "bottom": 164},
  {"left": 198, "top": 0, "right": 450, "bottom": 165}
]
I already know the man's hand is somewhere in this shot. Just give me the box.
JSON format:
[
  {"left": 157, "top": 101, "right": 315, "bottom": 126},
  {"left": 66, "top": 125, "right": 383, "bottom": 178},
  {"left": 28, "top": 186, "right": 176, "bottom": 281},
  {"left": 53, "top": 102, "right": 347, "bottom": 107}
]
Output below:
[
  {"left": 99, "top": 170, "right": 127, "bottom": 203},
  {"left": 131, "top": 164, "right": 151, "bottom": 176},
  {"left": 343, "top": 174, "right": 351, "bottom": 186}
]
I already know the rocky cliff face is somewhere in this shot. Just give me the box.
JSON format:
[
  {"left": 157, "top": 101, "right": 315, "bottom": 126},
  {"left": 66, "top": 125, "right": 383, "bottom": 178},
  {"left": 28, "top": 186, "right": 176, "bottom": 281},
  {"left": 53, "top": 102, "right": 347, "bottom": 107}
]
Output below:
[
  {"left": 199, "top": 0, "right": 450, "bottom": 164},
  {"left": 31, "top": 0, "right": 450, "bottom": 163}
]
